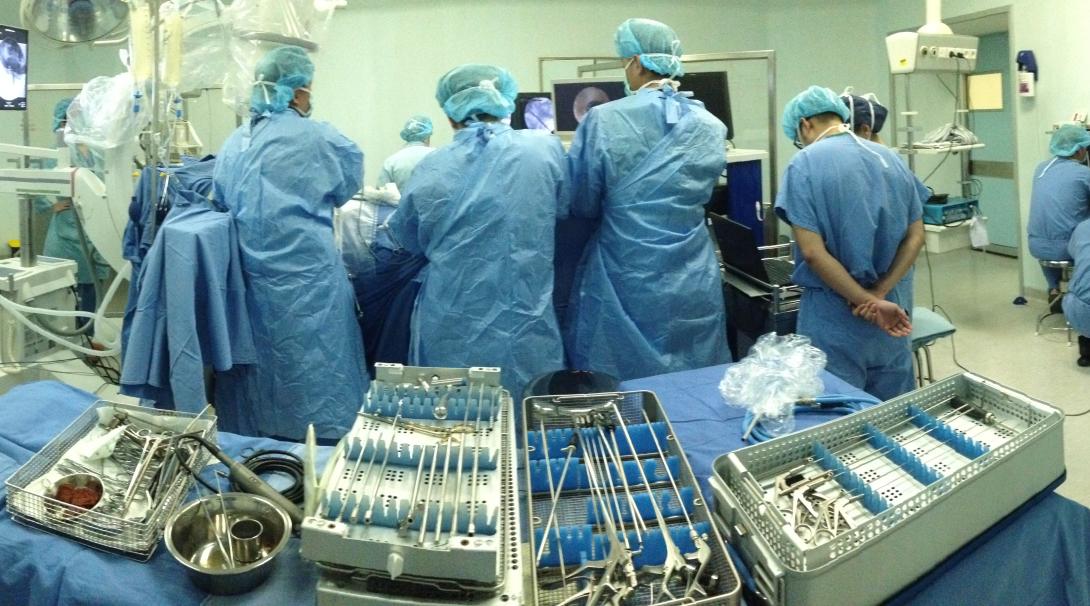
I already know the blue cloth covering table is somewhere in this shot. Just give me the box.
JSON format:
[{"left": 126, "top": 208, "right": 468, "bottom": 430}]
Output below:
[{"left": 0, "top": 375, "right": 1087, "bottom": 605}]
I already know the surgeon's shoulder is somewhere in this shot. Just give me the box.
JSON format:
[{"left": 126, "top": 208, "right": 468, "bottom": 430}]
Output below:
[
  {"left": 280, "top": 115, "right": 358, "bottom": 150},
  {"left": 684, "top": 102, "right": 728, "bottom": 138},
  {"left": 585, "top": 93, "right": 647, "bottom": 123},
  {"left": 867, "top": 139, "right": 904, "bottom": 163},
  {"left": 314, "top": 119, "right": 360, "bottom": 148},
  {"left": 508, "top": 129, "right": 565, "bottom": 157},
  {"left": 1070, "top": 160, "right": 1090, "bottom": 177},
  {"left": 218, "top": 125, "right": 247, "bottom": 154},
  {"left": 405, "top": 142, "right": 458, "bottom": 185}
]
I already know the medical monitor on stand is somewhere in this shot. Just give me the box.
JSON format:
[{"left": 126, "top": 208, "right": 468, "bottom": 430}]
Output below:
[
  {"left": 552, "top": 78, "right": 626, "bottom": 135},
  {"left": 0, "top": 25, "right": 28, "bottom": 110},
  {"left": 677, "top": 71, "right": 732, "bottom": 140}
]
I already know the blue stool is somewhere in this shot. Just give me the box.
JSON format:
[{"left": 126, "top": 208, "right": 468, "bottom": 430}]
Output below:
[
  {"left": 911, "top": 307, "right": 957, "bottom": 386},
  {"left": 1035, "top": 260, "right": 1074, "bottom": 345}
]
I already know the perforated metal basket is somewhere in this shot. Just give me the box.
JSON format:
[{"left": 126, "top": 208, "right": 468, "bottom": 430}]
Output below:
[
  {"left": 5, "top": 400, "right": 216, "bottom": 560},
  {"left": 522, "top": 390, "right": 742, "bottom": 606},
  {"left": 710, "top": 372, "right": 1064, "bottom": 606},
  {"left": 303, "top": 365, "right": 525, "bottom": 605}
]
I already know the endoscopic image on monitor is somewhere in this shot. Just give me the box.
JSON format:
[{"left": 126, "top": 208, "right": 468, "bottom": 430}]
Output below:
[
  {"left": 552, "top": 78, "right": 626, "bottom": 133},
  {"left": 510, "top": 93, "right": 555, "bottom": 131},
  {"left": 0, "top": 26, "right": 28, "bottom": 110}
]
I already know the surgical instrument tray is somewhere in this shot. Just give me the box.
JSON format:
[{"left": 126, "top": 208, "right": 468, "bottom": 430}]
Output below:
[
  {"left": 710, "top": 372, "right": 1064, "bottom": 606},
  {"left": 5, "top": 400, "right": 217, "bottom": 560},
  {"left": 301, "top": 363, "right": 522, "bottom": 605},
  {"left": 522, "top": 390, "right": 741, "bottom": 605}
]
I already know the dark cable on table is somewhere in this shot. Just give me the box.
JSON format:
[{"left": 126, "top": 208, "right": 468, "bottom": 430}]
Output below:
[
  {"left": 235, "top": 449, "right": 305, "bottom": 505},
  {"left": 171, "top": 436, "right": 220, "bottom": 494},
  {"left": 172, "top": 434, "right": 305, "bottom": 527}
]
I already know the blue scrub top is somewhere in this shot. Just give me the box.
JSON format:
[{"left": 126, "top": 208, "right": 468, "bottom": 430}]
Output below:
[
  {"left": 1066, "top": 220, "right": 1090, "bottom": 306},
  {"left": 775, "top": 134, "right": 927, "bottom": 300},
  {"left": 1064, "top": 219, "right": 1090, "bottom": 336},
  {"left": 1028, "top": 158, "right": 1090, "bottom": 261},
  {"left": 33, "top": 154, "right": 110, "bottom": 284},
  {"left": 774, "top": 134, "right": 928, "bottom": 400},
  {"left": 377, "top": 142, "right": 435, "bottom": 193}
]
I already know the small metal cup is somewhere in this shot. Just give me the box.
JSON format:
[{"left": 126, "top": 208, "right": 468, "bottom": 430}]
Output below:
[{"left": 229, "top": 517, "right": 265, "bottom": 564}]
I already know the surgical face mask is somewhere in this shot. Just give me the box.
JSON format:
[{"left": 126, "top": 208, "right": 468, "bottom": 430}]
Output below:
[
  {"left": 294, "top": 87, "right": 313, "bottom": 118},
  {"left": 623, "top": 57, "right": 637, "bottom": 96},
  {"left": 793, "top": 119, "right": 808, "bottom": 149}
]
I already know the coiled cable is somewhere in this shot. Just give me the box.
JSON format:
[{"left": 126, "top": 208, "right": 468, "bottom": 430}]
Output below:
[
  {"left": 743, "top": 394, "right": 880, "bottom": 443},
  {"left": 233, "top": 449, "right": 305, "bottom": 505}
]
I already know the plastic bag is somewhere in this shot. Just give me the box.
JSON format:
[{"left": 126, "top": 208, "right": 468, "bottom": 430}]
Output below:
[
  {"left": 335, "top": 184, "right": 400, "bottom": 259},
  {"left": 969, "top": 210, "right": 990, "bottom": 249},
  {"left": 220, "top": 0, "right": 337, "bottom": 115},
  {"left": 718, "top": 333, "right": 827, "bottom": 438},
  {"left": 64, "top": 72, "right": 150, "bottom": 150},
  {"left": 176, "top": 0, "right": 231, "bottom": 94}
]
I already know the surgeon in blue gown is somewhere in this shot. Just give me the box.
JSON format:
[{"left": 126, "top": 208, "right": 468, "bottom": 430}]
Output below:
[
  {"left": 213, "top": 46, "right": 367, "bottom": 440},
  {"left": 564, "top": 18, "right": 730, "bottom": 381},
  {"left": 775, "top": 85, "right": 928, "bottom": 401},
  {"left": 385, "top": 64, "right": 567, "bottom": 399},
  {"left": 1062, "top": 219, "right": 1090, "bottom": 366},
  {"left": 1027, "top": 124, "right": 1090, "bottom": 302}
]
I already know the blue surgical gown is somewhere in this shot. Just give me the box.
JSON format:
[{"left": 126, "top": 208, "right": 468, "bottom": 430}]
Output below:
[
  {"left": 564, "top": 87, "right": 730, "bottom": 381},
  {"left": 1063, "top": 220, "right": 1090, "bottom": 336},
  {"left": 775, "top": 134, "right": 928, "bottom": 401},
  {"left": 212, "top": 110, "right": 367, "bottom": 440},
  {"left": 376, "top": 142, "right": 435, "bottom": 193},
  {"left": 1027, "top": 158, "right": 1090, "bottom": 261},
  {"left": 122, "top": 157, "right": 218, "bottom": 353},
  {"left": 120, "top": 201, "right": 256, "bottom": 415},
  {"left": 386, "top": 122, "right": 567, "bottom": 399},
  {"left": 123, "top": 156, "right": 217, "bottom": 269}
]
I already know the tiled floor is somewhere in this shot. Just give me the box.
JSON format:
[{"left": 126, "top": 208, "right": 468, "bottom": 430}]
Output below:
[{"left": 913, "top": 247, "right": 1090, "bottom": 507}]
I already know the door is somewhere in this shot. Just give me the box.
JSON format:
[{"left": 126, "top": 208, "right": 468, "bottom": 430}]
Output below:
[{"left": 968, "top": 32, "right": 1019, "bottom": 255}]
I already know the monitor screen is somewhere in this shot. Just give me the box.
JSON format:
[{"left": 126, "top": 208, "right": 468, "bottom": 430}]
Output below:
[
  {"left": 552, "top": 78, "right": 626, "bottom": 133},
  {"left": 510, "top": 93, "right": 555, "bottom": 131},
  {"left": 677, "top": 71, "right": 732, "bottom": 140},
  {"left": 0, "top": 25, "right": 27, "bottom": 110}
]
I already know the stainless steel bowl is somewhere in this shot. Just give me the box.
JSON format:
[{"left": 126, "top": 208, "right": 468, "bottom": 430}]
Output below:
[
  {"left": 46, "top": 473, "right": 106, "bottom": 519},
  {"left": 164, "top": 493, "right": 292, "bottom": 595}
]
